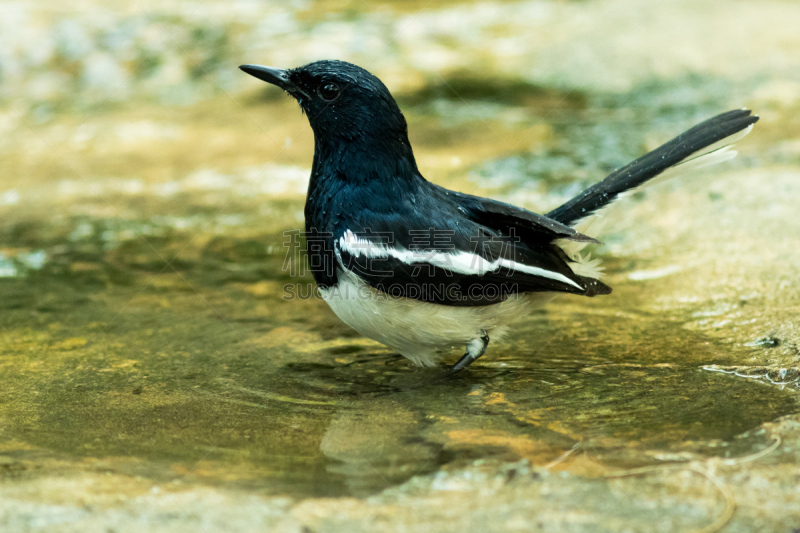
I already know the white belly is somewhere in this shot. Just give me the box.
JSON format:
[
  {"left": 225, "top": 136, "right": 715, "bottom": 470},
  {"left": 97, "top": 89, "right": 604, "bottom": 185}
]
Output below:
[{"left": 319, "top": 269, "right": 553, "bottom": 366}]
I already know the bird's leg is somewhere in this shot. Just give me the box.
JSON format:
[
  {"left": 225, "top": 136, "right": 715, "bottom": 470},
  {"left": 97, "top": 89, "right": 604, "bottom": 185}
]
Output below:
[{"left": 440, "top": 332, "right": 489, "bottom": 378}]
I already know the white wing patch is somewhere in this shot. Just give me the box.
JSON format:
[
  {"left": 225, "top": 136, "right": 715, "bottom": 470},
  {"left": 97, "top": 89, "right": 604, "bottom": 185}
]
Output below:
[{"left": 338, "top": 229, "right": 583, "bottom": 289}]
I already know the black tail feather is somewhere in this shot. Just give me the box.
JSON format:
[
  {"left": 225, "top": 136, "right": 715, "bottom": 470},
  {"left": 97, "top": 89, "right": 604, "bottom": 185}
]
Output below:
[
  {"left": 581, "top": 276, "right": 612, "bottom": 297},
  {"left": 546, "top": 109, "right": 759, "bottom": 226}
]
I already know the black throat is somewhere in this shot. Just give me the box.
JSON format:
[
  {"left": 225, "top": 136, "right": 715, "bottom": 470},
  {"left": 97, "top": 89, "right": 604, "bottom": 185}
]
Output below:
[{"left": 303, "top": 118, "right": 424, "bottom": 289}]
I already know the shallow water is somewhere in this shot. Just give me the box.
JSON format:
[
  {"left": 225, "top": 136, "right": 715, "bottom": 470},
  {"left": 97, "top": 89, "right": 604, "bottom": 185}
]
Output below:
[
  {"left": 2, "top": 0, "right": 800, "bottom": 530},
  {"left": 1, "top": 258, "right": 797, "bottom": 500}
]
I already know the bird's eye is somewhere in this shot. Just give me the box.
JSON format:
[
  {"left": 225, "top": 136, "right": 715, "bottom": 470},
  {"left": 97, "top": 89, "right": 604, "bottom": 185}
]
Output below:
[{"left": 318, "top": 83, "right": 340, "bottom": 101}]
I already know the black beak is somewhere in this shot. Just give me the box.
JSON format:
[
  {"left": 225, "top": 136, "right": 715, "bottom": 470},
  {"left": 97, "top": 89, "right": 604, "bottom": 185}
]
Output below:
[{"left": 239, "top": 64, "right": 294, "bottom": 91}]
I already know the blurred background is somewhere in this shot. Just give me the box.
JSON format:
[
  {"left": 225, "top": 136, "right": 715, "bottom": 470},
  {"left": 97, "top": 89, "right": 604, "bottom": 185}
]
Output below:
[{"left": 2, "top": 1, "right": 800, "bottom": 531}]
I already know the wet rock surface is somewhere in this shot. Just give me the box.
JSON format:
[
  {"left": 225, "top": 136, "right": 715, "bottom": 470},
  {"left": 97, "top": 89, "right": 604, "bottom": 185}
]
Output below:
[{"left": 2, "top": 0, "right": 800, "bottom": 531}]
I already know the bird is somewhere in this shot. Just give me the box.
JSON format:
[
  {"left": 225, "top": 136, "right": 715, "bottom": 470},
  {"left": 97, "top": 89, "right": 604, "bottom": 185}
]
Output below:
[{"left": 239, "top": 60, "right": 758, "bottom": 377}]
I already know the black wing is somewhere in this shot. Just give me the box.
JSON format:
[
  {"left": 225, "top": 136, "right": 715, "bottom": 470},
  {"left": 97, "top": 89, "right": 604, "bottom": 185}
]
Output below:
[
  {"left": 333, "top": 224, "right": 609, "bottom": 307},
  {"left": 322, "top": 172, "right": 609, "bottom": 307},
  {"left": 440, "top": 185, "right": 600, "bottom": 244}
]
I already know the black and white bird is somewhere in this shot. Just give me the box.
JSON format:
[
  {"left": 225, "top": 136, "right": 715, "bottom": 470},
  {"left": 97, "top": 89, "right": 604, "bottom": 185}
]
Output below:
[{"left": 240, "top": 60, "right": 758, "bottom": 377}]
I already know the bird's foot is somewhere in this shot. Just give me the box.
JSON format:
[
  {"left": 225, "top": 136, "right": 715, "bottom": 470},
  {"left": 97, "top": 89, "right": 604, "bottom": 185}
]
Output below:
[{"left": 439, "top": 332, "right": 489, "bottom": 379}]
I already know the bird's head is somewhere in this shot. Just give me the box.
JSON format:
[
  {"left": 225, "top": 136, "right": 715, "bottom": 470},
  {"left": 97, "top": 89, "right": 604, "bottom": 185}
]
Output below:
[{"left": 240, "top": 60, "right": 411, "bottom": 149}]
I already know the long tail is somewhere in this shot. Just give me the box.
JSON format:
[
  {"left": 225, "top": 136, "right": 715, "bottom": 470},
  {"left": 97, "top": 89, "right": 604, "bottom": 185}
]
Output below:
[{"left": 546, "top": 109, "right": 759, "bottom": 226}]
